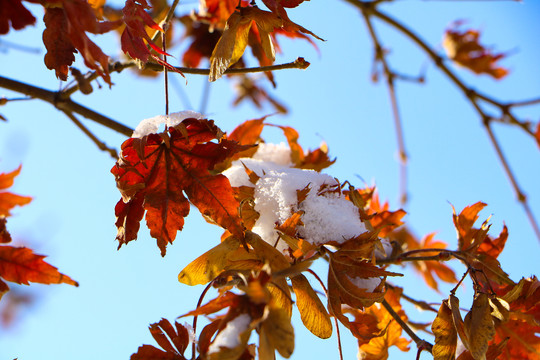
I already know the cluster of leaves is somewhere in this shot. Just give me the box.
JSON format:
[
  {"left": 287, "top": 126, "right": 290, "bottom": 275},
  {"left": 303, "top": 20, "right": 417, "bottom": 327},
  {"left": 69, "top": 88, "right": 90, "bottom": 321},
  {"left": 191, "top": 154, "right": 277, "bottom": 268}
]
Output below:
[
  {"left": 2, "top": 0, "right": 539, "bottom": 359},
  {"left": 110, "top": 115, "right": 538, "bottom": 360},
  {"left": 0, "top": 166, "right": 78, "bottom": 301}
]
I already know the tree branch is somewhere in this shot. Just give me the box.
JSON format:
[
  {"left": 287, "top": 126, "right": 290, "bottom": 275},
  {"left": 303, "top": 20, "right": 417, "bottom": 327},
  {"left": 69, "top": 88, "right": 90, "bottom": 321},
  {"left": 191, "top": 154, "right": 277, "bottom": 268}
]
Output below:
[
  {"left": 361, "top": 11, "right": 409, "bottom": 205},
  {"left": 381, "top": 299, "right": 433, "bottom": 354},
  {"left": 343, "top": 0, "right": 540, "bottom": 242},
  {"left": 0, "top": 75, "right": 133, "bottom": 137}
]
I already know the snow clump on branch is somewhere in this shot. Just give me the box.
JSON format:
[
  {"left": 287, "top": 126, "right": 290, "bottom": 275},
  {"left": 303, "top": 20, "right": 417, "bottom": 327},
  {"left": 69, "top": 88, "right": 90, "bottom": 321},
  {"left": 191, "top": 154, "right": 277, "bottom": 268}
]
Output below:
[{"left": 223, "top": 143, "right": 367, "bottom": 253}]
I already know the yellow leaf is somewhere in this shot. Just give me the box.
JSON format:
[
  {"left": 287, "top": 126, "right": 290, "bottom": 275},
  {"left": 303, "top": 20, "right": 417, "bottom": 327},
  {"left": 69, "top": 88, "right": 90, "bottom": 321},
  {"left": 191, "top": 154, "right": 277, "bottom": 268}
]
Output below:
[
  {"left": 464, "top": 293, "right": 495, "bottom": 360},
  {"left": 291, "top": 274, "right": 332, "bottom": 339},
  {"left": 432, "top": 300, "right": 457, "bottom": 360},
  {"left": 260, "top": 307, "right": 295, "bottom": 358},
  {"left": 449, "top": 294, "right": 470, "bottom": 350},
  {"left": 178, "top": 236, "right": 241, "bottom": 285},
  {"left": 209, "top": 11, "right": 253, "bottom": 82}
]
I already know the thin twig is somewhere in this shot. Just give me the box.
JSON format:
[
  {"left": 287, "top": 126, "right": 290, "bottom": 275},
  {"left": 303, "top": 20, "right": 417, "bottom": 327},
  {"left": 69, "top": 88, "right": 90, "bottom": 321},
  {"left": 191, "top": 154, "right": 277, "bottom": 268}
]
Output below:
[
  {"left": 143, "top": 57, "right": 311, "bottom": 75},
  {"left": 386, "top": 283, "right": 438, "bottom": 313},
  {"left": 0, "top": 75, "right": 133, "bottom": 137},
  {"left": 361, "top": 11, "right": 409, "bottom": 205},
  {"left": 381, "top": 299, "right": 433, "bottom": 354},
  {"left": 61, "top": 110, "right": 118, "bottom": 159},
  {"left": 343, "top": 0, "right": 540, "bottom": 242}
]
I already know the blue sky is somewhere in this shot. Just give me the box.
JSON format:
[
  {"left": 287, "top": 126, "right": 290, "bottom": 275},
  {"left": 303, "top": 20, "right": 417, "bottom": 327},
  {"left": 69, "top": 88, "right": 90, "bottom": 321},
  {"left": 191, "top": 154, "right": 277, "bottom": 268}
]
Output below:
[{"left": 1, "top": 1, "right": 539, "bottom": 359}]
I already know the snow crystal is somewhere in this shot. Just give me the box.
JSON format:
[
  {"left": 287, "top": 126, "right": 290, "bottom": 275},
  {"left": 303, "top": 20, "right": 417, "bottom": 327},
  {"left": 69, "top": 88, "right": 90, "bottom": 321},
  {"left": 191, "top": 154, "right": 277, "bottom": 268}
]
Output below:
[
  {"left": 252, "top": 142, "right": 293, "bottom": 165},
  {"left": 347, "top": 276, "right": 381, "bottom": 293},
  {"left": 132, "top": 111, "right": 204, "bottom": 138},
  {"left": 208, "top": 314, "right": 251, "bottom": 354}
]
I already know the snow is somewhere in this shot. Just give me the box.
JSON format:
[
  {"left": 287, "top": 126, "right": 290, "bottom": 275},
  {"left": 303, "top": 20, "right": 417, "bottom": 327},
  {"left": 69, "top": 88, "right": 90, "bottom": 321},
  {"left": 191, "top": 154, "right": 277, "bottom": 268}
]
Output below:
[
  {"left": 347, "top": 276, "right": 382, "bottom": 293},
  {"left": 252, "top": 142, "right": 293, "bottom": 165},
  {"left": 208, "top": 314, "right": 251, "bottom": 354},
  {"left": 223, "top": 148, "right": 368, "bottom": 253},
  {"left": 131, "top": 111, "right": 204, "bottom": 138}
]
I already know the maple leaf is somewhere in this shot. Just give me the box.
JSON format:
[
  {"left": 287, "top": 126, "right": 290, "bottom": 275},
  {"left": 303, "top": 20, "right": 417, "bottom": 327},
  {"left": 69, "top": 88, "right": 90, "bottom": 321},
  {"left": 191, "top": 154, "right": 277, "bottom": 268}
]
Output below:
[
  {"left": 112, "top": 117, "right": 249, "bottom": 256},
  {"left": 490, "top": 277, "right": 540, "bottom": 360},
  {"left": 0, "top": 0, "right": 36, "bottom": 34},
  {"left": 180, "top": 15, "right": 222, "bottom": 68},
  {"left": 0, "top": 165, "right": 32, "bottom": 218},
  {"left": 131, "top": 318, "right": 190, "bottom": 360},
  {"left": 121, "top": 0, "right": 181, "bottom": 74},
  {"left": 0, "top": 165, "right": 32, "bottom": 245},
  {"left": 356, "top": 287, "right": 411, "bottom": 360},
  {"left": 443, "top": 21, "right": 509, "bottom": 79},
  {"left": 42, "top": 0, "right": 122, "bottom": 84},
  {"left": 0, "top": 245, "right": 78, "bottom": 299},
  {"left": 391, "top": 228, "right": 457, "bottom": 292},
  {"left": 452, "top": 203, "right": 513, "bottom": 290}
]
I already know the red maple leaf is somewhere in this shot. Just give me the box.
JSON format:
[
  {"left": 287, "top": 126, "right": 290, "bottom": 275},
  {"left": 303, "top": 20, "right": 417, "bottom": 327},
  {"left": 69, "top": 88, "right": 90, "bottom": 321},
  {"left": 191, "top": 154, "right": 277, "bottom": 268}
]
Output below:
[
  {"left": 0, "top": 246, "right": 79, "bottom": 299},
  {"left": 112, "top": 117, "right": 249, "bottom": 256},
  {"left": 42, "top": 0, "right": 121, "bottom": 83},
  {"left": 443, "top": 21, "right": 509, "bottom": 79},
  {"left": 0, "top": 0, "right": 37, "bottom": 34},
  {"left": 131, "top": 318, "right": 190, "bottom": 360},
  {"left": 121, "top": 0, "right": 181, "bottom": 74}
]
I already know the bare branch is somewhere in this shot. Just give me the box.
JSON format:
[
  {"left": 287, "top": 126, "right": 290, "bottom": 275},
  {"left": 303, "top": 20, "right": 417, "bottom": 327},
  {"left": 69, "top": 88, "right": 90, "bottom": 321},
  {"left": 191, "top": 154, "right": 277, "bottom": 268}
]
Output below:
[{"left": 0, "top": 75, "right": 133, "bottom": 137}]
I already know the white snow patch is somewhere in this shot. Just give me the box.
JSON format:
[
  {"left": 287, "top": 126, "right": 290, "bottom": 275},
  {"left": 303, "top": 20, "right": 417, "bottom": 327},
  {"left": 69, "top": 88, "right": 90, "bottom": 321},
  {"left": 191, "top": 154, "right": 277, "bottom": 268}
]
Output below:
[
  {"left": 132, "top": 111, "right": 204, "bottom": 138},
  {"left": 252, "top": 142, "right": 292, "bottom": 165},
  {"left": 208, "top": 314, "right": 251, "bottom": 354},
  {"left": 347, "top": 276, "right": 382, "bottom": 293},
  {"left": 224, "top": 157, "right": 367, "bottom": 253},
  {"left": 223, "top": 158, "right": 292, "bottom": 188}
]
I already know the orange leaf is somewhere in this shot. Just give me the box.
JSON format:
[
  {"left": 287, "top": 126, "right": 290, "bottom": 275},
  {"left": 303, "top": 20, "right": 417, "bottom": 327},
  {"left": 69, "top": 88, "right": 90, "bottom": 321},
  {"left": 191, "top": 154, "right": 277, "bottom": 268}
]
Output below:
[
  {"left": 357, "top": 288, "right": 411, "bottom": 360},
  {"left": 443, "top": 22, "right": 509, "bottom": 79},
  {"left": 0, "top": 245, "right": 78, "bottom": 287},
  {"left": 535, "top": 123, "right": 540, "bottom": 149},
  {"left": 452, "top": 202, "right": 487, "bottom": 251},
  {"left": 112, "top": 118, "right": 248, "bottom": 256},
  {"left": 491, "top": 277, "right": 540, "bottom": 360},
  {"left": 0, "top": 166, "right": 32, "bottom": 217}
]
